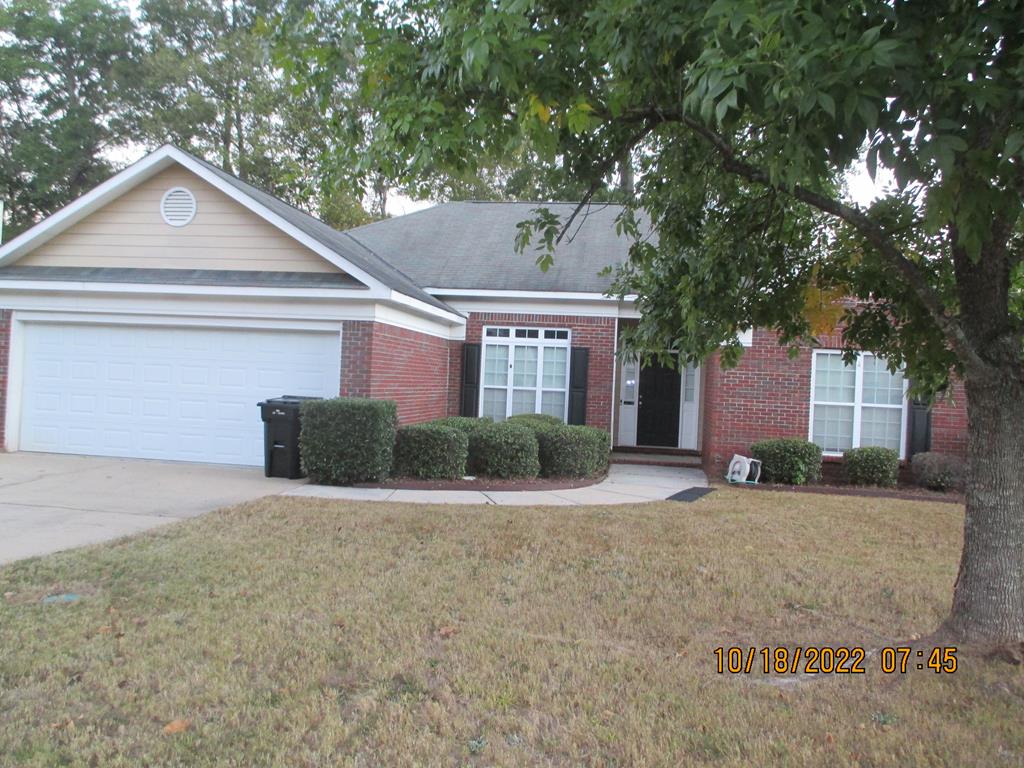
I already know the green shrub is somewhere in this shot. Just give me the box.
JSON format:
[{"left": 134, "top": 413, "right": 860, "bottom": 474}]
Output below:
[
  {"left": 537, "top": 424, "right": 610, "bottom": 478},
  {"left": 750, "top": 438, "right": 823, "bottom": 485},
  {"left": 393, "top": 423, "right": 469, "bottom": 480},
  {"left": 300, "top": 398, "right": 397, "bottom": 485},
  {"left": 469, "top": 422, "right": 540, "bottom": 479},
  {"left": 844, "top": 446, "right": 900, "bottom": 487},
  {"left": 427, "top": 416, "right": 493, "bottom": 438},
  {"left": 506, "top": 412, "right": 563, "bottom": 430},
  {"left": 910, "top": 451, "right": 964, "bottom": 491}
]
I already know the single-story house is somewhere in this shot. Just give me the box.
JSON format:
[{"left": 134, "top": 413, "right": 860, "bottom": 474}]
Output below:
[{"left": 0, "top": 145, "right": 967, "bottom": 475}]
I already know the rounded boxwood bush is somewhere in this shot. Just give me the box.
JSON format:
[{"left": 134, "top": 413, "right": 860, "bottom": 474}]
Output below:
[
  {"left": 537, "top": 424, "right": 610, "bottom": 478},
  {"left": 393, "top": 423, "right": 469, "bottom": 480},
  {"left": 844, "top": 446, "right": 899, "bottom": 487},
  {"left": 910, "top": 451, "right": 964, "bottom": 491},
  {"left": 750, "top": 438, "right": 823, "bottom": 485},
  {"left": 469, "top": 421, "right": 540, "bottom": 479},
  {"left": 300, "top": 398, "right": 397, "bottom": 485}
]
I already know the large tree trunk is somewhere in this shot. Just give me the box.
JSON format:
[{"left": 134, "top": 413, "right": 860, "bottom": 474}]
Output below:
[{"left": 944, "top": 370, "right": 1024, "bottom": 643}]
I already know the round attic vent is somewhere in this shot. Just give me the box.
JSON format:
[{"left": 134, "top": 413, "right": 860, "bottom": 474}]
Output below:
[{"left": 160, "top": 187, "right": 197, "bottom": 227}]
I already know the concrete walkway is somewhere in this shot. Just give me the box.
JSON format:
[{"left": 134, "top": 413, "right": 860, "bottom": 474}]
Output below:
[
  {"left": 0, "top": 453, "right": 303, "bottom": 565},
  {"left": 0, "top": 453, "right": 707, "bottom": 566},
  {"left": 284, "top": 463, "right": 708, "bottom": 506}
]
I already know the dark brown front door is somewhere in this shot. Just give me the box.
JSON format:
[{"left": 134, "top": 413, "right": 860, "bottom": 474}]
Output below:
[{"left": 636, "top": 360, "right": 681, "bottom": 446}]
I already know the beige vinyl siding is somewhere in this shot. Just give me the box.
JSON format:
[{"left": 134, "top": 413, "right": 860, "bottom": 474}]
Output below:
[{"left": 19, "top": 167, "right": 342, "bottom": 274}]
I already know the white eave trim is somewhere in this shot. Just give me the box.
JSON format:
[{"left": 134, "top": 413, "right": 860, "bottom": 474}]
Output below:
[
  {"left": 0, "top": 279, "right": 383, "bottom": 300},
  {"left": 425, "top": 287, "right": 638, "bottom": 302}
]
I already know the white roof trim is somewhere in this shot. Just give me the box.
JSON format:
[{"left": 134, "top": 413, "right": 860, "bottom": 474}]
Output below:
[
  {"left": 0, "top": 145, "right": 464, "bottom": 324},
  {"left": 425, "top": 287, "right": 637, "bottom": 302},
  {"left": 0, "top": 279, "right": 383, "bottom": 300}
]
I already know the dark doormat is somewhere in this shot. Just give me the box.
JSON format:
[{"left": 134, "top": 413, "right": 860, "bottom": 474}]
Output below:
[{"left": 666, "top": 487, "right": 716, "bottom": 502}]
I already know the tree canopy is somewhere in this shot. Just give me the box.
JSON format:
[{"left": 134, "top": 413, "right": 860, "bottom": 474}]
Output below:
[
  {"left": 0, "top": 0, "right": 138, "bottom": 237},
  {"left": 290, "top": 0, "right": 1024, "bottom": 643},
  {"left": 0, "top": 0, "right": 374, "bottom": 239}
]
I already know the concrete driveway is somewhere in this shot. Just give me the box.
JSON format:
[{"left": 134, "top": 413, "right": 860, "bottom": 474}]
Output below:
[{"left": 0, "top": 453, "right": 302, "bottom": 565}]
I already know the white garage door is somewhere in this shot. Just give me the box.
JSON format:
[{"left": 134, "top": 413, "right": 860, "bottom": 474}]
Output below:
[{"left": 19, "top": 322, "right": 341, "bottom": 465}]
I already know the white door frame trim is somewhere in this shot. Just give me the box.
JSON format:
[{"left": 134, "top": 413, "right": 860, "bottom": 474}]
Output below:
[{"left": 615, "top": 356, "right": 701, "bottom": 450}]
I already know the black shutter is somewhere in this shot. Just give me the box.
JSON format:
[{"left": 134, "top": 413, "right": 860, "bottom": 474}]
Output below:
[
  {"left": 460, "top": 343, "right": 481, "bottom": 417},
  {"left": 568, "top": 347, "right": 589, "bottom": 425},
  {"left": 908, "top": 397, "right": 932, "bottom": 457}
]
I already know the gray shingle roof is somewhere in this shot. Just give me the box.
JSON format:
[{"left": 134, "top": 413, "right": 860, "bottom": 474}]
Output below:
[
  {"left": 186, "top": 153, "right": 457, "bottom": 314},
  {"left": 0, "top": 266, "right": 367, "bottom": 288},
  {"left": 346, "top": 201, "right": 646, "bottom": 293}
]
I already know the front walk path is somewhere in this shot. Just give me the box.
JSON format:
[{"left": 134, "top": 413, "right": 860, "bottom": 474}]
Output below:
[{"left": 284, "top": 463, "right": 708, "bottom": 506}]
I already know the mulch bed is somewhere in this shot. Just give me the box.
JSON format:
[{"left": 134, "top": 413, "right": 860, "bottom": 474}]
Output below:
[
  {"left": 354, "top": 473, "right": 607, "bottom": 492},
  {"left": 718, "top": 479, "right": 964, "bottom": 504}
]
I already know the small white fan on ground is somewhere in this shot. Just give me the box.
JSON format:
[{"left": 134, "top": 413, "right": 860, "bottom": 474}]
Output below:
[{"left": 726, "top": 454, "right": 762, "bottom": 484}]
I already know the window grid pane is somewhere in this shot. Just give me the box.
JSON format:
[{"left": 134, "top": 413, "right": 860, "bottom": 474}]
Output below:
[
  {"left": 510, "top": 389, "right": 536, "bottom": 415},
  {"left": 483, "top": 345, "right": 508, "bottom": 386},
  {"left": 683, "top": 365, "right": 696, "bottom": 402},
  {"left": 861, "top": 356, "right": 903, "bottom": 405},
  {"left": 812, "top": 404, "right": 855, "bottom": 452},
  {"left": 541, "top": 391, "right": 566, "bottom": 418},
  {"left": 860, "top": 406, "right": 903, "bottom": 450},
  {"left": 813, "top": 353, "right": 855, "bottom": 403},
  {"left": 512, "top": 346, "right": 538, "bottom": 387},
  {"left": 482, "top": 388, "right": 507, "bottom": 421},
  {"left": 542, "top": 347, "right": 567, "bottom": 388}
]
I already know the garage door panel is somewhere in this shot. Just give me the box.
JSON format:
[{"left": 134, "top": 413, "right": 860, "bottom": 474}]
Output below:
[{"left": 20, "top": 323, "right": 341, "bottom": 465}]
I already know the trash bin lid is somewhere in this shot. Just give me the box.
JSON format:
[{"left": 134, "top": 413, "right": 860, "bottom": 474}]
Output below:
[{"left": 258, "top": 395, "right": 323, "bottom": 407}]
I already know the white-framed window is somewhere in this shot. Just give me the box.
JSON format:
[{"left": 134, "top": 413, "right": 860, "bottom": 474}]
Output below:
[
  {"left": 809, "top": 351, "right": 909, "bottom": 458},
  {"left": 481, "top": 326, "right": 571, "bottom": 422}
]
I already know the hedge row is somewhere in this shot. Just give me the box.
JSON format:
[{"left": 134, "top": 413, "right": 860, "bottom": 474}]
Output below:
[
  {"left": 749, "top": 437, "right": 963, "bottom": 490},
  {"left": 299, "top": 399, "right": 608, "bottom": 483}
]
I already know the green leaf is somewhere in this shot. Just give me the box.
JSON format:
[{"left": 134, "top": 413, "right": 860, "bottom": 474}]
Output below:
[
  {"left": 817, "top": 92, "right": 835, "bottom": 118},
  {"left": 1004, "top": 130, "right": 1024, "bottom": 159}
]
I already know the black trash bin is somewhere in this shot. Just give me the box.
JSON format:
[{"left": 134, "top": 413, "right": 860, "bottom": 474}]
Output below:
[{"left": 257, "top": 395, "right": 321, "bottom": 479}]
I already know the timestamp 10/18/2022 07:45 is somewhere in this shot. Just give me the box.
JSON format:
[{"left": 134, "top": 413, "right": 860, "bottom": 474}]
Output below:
[{"left": 713, "top": 646, "right": 958, "bottom": 675}]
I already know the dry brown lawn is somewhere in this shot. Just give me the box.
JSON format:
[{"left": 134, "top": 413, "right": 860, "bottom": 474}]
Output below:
[{"left": 1, "top": 489, "right": 1021, "bottom": 767}]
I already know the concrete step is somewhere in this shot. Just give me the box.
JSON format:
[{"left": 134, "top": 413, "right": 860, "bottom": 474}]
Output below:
[{"left": 610, "top": 451, "right": 703, "bottom": 468}]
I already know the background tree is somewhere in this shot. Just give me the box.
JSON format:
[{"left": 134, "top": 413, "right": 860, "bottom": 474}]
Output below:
[
  {"left": 135, "top": 0, "right": 372, "bottom": 228},
  {"left": 0, "top": 0, "right": 139, "bottom": 239},
  {"left": 289, "top": 0, "right": 1024, "bottom": 645}
]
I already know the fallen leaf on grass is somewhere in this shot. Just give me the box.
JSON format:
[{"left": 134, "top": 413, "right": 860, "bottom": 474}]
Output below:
[{"left": 163, "top": 719, "right": 191, "bottom": 735}]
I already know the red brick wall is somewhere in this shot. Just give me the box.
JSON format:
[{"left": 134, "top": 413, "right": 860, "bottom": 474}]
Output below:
[
  {"left": 339, "top": 320, "right": 452, "bottom": 425},
  {"left": 340, "top": 320, "right": 373, "bottom": 398},
  {"left": 367, "top": 323, "right": 452, "bottom": 424},
  {"left": 701, "top": 329, "right": 814, "bottom": 475},
  {"left": 0, "top": 309, "right": 10, "bottom": 450},
  {"left": 931, "top": 378, "right": 968, "bottom": 457},
  {"left": 701, "top": 328, "right": 970, "bottom": 476},
  {"left": 455, "top": 312, "right": 617, "bottom": 432}
]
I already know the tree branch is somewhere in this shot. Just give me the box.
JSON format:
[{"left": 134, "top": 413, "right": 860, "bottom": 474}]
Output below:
[
  {"left": 617, "top": 107, "right": 986, "bottom": 371},
  {"left": 554, "top": 121, "right": 655, "bottom": 245}
]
